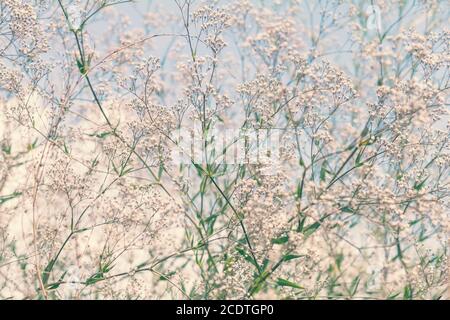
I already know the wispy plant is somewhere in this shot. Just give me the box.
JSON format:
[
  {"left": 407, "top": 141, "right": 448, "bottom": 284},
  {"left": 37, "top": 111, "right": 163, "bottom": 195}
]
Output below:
[{"left": 0, "top": 0, "right": 448, "bottom": 300}]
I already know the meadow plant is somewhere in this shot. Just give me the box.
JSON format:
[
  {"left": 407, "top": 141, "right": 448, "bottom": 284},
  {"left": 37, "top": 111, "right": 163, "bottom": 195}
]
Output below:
[{"left": 0, "top": 0, "right": 448, "bottom": 300}]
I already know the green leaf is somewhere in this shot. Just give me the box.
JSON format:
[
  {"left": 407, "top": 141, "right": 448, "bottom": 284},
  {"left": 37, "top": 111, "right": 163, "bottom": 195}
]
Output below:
[
  {"left": 74, "top": 227, "right": 89, "bottom": 234},
  {"left": 320, "top": 162, "right": 328, "bottom": 182},
  {"left": 296, "top": 182, "right": 303, "bottom": 199},
  {"left": 282, "top": 254, "right": 303, "bottom": 262},
  {"left": 299, "top": 158, "right": 305, "bottom": 167},
  {"left": 355, "top": 149, "right": 364, "bottom": 167},
  {"left": 42, "top": 259, "right": 56, "bottom": 285},
  {"left": 205, "top": 213, "right": 219, "bottom": 236},
  {"left": 403, "top": 285, "right": 413, "bottom": 300},
  {"left": 159, "top": 271, "right": 176, "bottom": 281},
  {"left": 409, "top": 218, "right": 423, "bottom": 226},
  {"left": 248, "top": 270, "right": 270, "bottom": 295},
  {"left": 136, "top": 262, "right": 148, "bottom": 270},
  {"left": 193, "top": 163, "right": 205, "bottom": 176},
  {"left": 1, "top": 143, "right": 11, "bottom": 155},
  {"left": 335, "top": 253, "right": 344, "bottom": 271},
  {"left": 101, "top": 261, "right": 114, "bottom": 273},
  {"left": 120, "top": 166, "right": 134, "bottom": 176},
  {"left": 414, "top": 177, "right": 428, "bottom": 191},
  {"left": 76, "top": 58, "right": 88, "bottom": 75},
  {"left": 63, "top": 141, "right": 70, "bottom": 155},
  {"left": 349, "top": 276, "right": 360, "bottom": 296},
  {"left": 296, "top": 215, "right": 306, "bottom": 232},
  {"left": 358, "top": 138, "right": 371, "bottom": 147},
  {"left": 340, "top": 206, "right": 354, "bottom": 213},
  {"left": 303, "top": 221, "right": 321, "bottom": 237},
  {"left": 27, "top": 138, "right": 38, "bottom": 151},
  {"left": 302, "top": 214, "right": 331, "bottom": 237},
  {"left": 46, "top": 271, "right": 68, "bottom": 290},
  {"left": 88, "top": 131, "right": 111, "bottom": 139},
  {"left": 111, "top": 161, "right": 119, "bottom": 175},
  {"left": 360, "top": 124, "right": 369, "bottom": 138},
  {"left": 158, "top": 164, "right": 164, "bottom": 180},
  {"left": 387, "top": 292, "right": 400, "bottom": 300},
  {"left": 276, "top": 278, "right": 303, "bottom": 289},
  {"left": 85, "top": 272, "right": 104, "bottom": 285},
  {"left": 91, "top": 156, "right": 99, "bottom": 169},
  {"left": 271, "top": 235, "right": 288, "bottom": 245},
  {"left": 0, "top": 192, "right": 22, "bottom": 206},
  {"left": 236, "top": 247, "right": 259, "bottom": 270}
]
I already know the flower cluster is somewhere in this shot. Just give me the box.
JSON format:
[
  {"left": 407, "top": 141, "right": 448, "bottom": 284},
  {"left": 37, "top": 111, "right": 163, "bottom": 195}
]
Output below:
[{"left": 0, "top": 0, "right": 448, "bottom": 301}]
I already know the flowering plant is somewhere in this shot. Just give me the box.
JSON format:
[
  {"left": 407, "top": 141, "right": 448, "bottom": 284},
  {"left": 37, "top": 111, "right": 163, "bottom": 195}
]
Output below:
[{"left": 0, "top": 0, "right": 448, "bottom": 300}]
